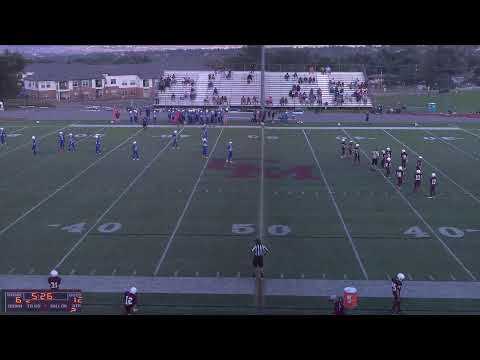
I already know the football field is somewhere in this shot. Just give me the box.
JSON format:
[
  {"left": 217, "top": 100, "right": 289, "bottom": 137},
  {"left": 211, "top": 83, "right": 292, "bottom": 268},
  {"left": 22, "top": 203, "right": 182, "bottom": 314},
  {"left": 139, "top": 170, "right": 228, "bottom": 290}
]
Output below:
[{"left": 2, "top": 119, "right": 480, "bottom": 310}]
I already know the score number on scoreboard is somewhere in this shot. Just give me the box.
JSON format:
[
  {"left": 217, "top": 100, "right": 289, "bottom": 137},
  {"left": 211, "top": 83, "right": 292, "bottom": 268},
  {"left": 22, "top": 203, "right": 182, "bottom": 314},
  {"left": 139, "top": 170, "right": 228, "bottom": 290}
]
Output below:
[{"left": 4, "top": 290, "right": 82, "bottom": 313}]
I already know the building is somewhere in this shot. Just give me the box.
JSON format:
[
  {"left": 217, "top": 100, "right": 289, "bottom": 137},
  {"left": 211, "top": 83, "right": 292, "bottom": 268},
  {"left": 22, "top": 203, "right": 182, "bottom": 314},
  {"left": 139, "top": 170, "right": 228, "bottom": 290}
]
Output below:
[{"left": 22, "top": 63, "right": 163, "bottom": 101}]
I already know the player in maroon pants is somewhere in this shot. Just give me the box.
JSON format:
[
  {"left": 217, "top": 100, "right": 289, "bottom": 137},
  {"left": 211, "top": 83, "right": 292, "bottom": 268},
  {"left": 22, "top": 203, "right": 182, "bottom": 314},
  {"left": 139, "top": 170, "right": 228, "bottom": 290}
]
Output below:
[
  {"left": 381, "top": 150, "right": 387, "bottom": 169},
  {"left": 347, "top": 141, "right": 353, "bottom": 158},
  {"left": 340, "top": 139, "right": 346, "bottom": 159},
  {"left": 124, "top": 287, "right": 138, "bottom": 315},
  {"left": 353, "top": 144, "right": 360, "bottom": 164},
  {"left": 385, "top": 157, "right": 391, "bottom": 177},
  {"left": 400, "top": 149, "right": 408, "bottom": 173},
  {"left": 428, "top": 173, "right": 437, "bottom": 199},
  {"left": 396, "top": 166, "right": 404, "bottom": 188},
  {"left": 392, "top": 273, "right": 405, "bottom": 314},
  {"left": 413, "top": 169, "right": 422, "bottom": 192},
  {"left": 416, "top": 156, "right": 423, "bottom": 171},
  {"left": 48, "top": 270, "right": 61, "bottom": 291}
]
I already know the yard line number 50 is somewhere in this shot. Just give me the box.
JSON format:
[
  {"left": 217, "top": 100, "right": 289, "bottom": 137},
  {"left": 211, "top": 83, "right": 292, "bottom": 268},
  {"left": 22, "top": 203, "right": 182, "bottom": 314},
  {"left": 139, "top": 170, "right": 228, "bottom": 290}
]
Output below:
[{"left": 232, "top": 224, "right": 291, "bottom": 236}]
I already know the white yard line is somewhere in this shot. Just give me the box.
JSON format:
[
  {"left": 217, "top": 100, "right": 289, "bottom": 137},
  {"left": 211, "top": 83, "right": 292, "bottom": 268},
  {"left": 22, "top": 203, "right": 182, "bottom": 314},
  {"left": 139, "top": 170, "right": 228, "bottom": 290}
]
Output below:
[
  {"left": 153, "top": 128, "right": 224, "bottom": 276},
  {"left": 423, "top": 130, "right": 478, "bottom": 161},
  {"left": 303, "top": 129, "right": 369, "bottom": 280},
  {"left": 0, "top": 124, "right": 72, "bottom": 159},
  {"left": 344, "top": 129, "right": 477, "bottom": 281},
  {"left": 53, "top": 129, "right": 183, "bottom": 269},
  {"left": 383, "top": 129, "right": 480, "bottom": 205},
  {"left": 259, "top": 126, "right": 265, "bottom": 241},
  {"left": 455, "top": 126, "right": 480, "bottom": 140},
  {"left": 0, "top": 128, "right": 143, "bottom": 238}
]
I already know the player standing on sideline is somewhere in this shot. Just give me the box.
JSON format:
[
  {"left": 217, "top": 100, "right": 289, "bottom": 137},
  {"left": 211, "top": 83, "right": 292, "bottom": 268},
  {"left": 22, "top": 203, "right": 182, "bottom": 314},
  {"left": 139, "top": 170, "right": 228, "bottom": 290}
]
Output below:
[
  {"left": 124, "top": 287, "right": 138, "bottom": 315},
  {"left": 0, "top": 128, "right": 6, "bottom": 145},
  {"left": 371, "top": 148, "right": 379, "bottom": 170},
  {"left": 396, "top": 166, "right": 404, "bottom": 188},
  {"left": 48, "top": 270, "right": 61, "bottom": 291},
  {"left": 129, "top": 110, "right": 134, "bottom": 124},
  {"left": 95, "top": 135, "right": 101, "bottom": 155},
  {"left": 153, "top": 109, "right": 158, "bottom": 123},
  {"left": 428, "top": 173, "right": 437, "bottom": 199},
  {"left": 226, "top": 140, "right": 233, "bottom": 163},
  {"left": 252, "top": 238, "right": 269, "bottom": 278},
  {"left": 202, "top": 137, "right": 208, "bottom": 158},
  {"left": 400, "top": 149, "right": 408, "bottom": 172},
  {"left": 32, "top": 136, "right": 37, "bottom": 155},
  {"left": 132, "top": 141, "right": 139, "bottom": 160},
  {"left": 380, "top": 150, "right": 387, "bottom": 169},
  {"left": 142, "top": 116, "right": 148, "bottom": 129},
  {"left": 68, "top": 133, "right": 76, "bottom": 152},
  {"left": 333, "top": 296, "right": 345, "bottom": 315},
  {"left": 391, "top": 273, "right": 405, "bottom": 314},
  {"left": 416, "top": 156, "right": 423, "bottom": 171},
  {"left": 353, "top": 144, "right": 360, "bottom": 164},
  {"left": 202, "top": 123, "right": 208, "bottom": 140},
  {"left": 172, "top": 130, "right": 179, "bottom": 149},
  {"left": 347, "top": 140, "right": 353, "bottom": 158},
  {"left": 340, "top": 139, "right": 346, "bottom": 159},
  {"left": 413, "top": 169, "right": 422, "bottom": 192},
  {"left": 365, "top": 111, "right": 369, "bottom": 122},
  {"left": 58, "top": 131, "right": 65, "bottom": 151},
  {"left": 385, "top": 157, "right": 391, "bottom": 177}
]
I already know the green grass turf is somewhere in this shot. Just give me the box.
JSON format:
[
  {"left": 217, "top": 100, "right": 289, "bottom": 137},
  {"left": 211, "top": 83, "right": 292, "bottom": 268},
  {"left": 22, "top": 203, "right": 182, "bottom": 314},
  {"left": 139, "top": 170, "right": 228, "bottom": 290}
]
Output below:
[
  {"left": 2, "top": 121, "right": 480, "bottom": 312},
  {"left": 374, "top": 89, "right": 480, "bottom": 113}
]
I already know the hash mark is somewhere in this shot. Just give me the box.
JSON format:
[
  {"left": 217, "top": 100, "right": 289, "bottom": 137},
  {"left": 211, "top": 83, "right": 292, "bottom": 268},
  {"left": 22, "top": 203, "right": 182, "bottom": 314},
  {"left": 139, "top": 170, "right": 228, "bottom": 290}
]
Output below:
[
  {"left": 407, "top": 273, "right": 413, "bottom": 280},
  {"left": 48, "top": 224, "right": 61, "bottom": 227},
  {"left": 195, "top": 271, "right": 199, "bottom": 277},
  {"left": 428, "top": 274, "right": 435, "bottom": 281},
  {"left": 301, "top": 273, "right": 305, "bottom": 278},
  {"left": 8, "top": 267, "right": 15, "bottom": 274},
  {"left": 450, "top": 274, "right": 456, "bottom": 281},
  {"left": 112, "top": 268, "right": 117, "bottom": 276},
  {"left": 216, "top": 272, "right": 220, "bottom": 277},
  {"left": 280, "top": 273, "right": 284, "bottom": 278},
  {"left": 237, "top": 272, "right": 240, "bottom": 277},
  {"left": 89, "top": 269, "right": 96, "bottom": 275},
  {"left": 28, "top": 268, "right": 35, "bottom": 274},
  {"left": 343, "top": 274, "right": 347, "bottom": 279},
  {"left": 174, "top": 270, "right": 178, "bottom": 277},
  {"left": 322, "top": 273, "right": 325, "bottom": 279},
  {"left": 70, "top": 269, "right": 76, "bottom": 275},
  {"left": 386, "top": 273, "right": 391, "bottom": 280}
]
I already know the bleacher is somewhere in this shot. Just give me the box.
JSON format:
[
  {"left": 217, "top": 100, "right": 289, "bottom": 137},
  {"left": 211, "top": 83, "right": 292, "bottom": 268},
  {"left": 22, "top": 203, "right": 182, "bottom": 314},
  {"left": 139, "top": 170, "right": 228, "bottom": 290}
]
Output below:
[{"left": 155, "top": 70, "right": 372, "bottom": 108}]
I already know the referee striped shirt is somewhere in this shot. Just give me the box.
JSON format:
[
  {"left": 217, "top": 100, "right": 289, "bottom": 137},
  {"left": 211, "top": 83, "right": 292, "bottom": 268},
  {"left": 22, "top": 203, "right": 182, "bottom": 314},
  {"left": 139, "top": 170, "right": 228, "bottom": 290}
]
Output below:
[{"left": 252, "top": 244, "right": 269, "bottom": 256}]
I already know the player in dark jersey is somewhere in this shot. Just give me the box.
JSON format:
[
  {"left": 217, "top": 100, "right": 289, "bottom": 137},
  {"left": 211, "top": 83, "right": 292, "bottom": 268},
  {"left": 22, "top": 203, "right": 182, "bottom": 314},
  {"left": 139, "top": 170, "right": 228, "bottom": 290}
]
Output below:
[
  {"left": 386, "top": 147, "right": 392, "bottom": 158},
  {"left": 353, "top": 144, "right": 360, "bottom": 164},
  {"left": 416, "top": 156, "right": 423, "bottom": 171},
  {"left": 385, "top": 157, "right": 391, "bottom": 177},
  {"left": 413, "top": 169, "right": 422, "bottom": 192},
  {"left": 347, "top": 141, "right": 353, "bottom": 158},
  {"left": 48, "top": 270, "right": 61, "bottom": 291},
  {"left": 124, "top": 287, "right": 138, "bottom": 315},
  {"left": 396, "top": 166, "right": 404, "bottom": 188},
  {"left": 392, "top": 273, "right": 405, "bottom": 314},
  {"left": 428, "top": 173, "right": 437, "bottom": 198},
  {"left": 340, "top": 139, "right": 346, "bottom": 159},
  {"left": 400, "top": 149, "right": 408, "bottom": 172},
  {"left": 380, "top": 150, "right": 386, "bottom": 169},
  {"left": 334, "top": 296, "right": 345, "bottom": 315},
  {"left": 371, "top": 148, "right": 379, "bottom": 170}
]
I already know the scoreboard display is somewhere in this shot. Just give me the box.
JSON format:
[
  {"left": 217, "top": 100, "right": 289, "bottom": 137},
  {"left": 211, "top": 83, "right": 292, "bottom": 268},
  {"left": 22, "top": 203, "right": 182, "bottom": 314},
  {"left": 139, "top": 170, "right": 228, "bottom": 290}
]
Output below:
[{"left": 4, "top": 290, "right": 82, "bottom": 313}]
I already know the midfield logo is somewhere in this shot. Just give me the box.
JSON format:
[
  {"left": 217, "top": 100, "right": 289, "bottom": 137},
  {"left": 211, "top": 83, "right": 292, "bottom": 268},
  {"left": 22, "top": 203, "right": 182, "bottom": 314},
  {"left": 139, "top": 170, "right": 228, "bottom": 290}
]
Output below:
[{"left": 208, "top": 158, "right": 320, "bottom": 180}]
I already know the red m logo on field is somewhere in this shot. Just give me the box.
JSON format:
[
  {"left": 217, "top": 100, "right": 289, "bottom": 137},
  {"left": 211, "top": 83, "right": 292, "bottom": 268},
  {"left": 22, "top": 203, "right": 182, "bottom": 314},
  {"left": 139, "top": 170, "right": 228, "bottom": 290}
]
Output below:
[{"left": 208, "top": 158, "right": 320, "bottom": 181}]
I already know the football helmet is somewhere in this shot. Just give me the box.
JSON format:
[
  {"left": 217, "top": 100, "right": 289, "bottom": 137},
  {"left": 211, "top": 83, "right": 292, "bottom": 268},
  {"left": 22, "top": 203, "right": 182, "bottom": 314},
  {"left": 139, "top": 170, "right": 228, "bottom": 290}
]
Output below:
[
  {"left": 416, "top": 169, "right": 421, "bottom": 174},
  {"left": 130, "top": 287, "right": 137, "bottom": 294},
  {"left": 50, "top": 270, "right": 58, "bottom": 277},
  {"left": 432, "top": 173, "right": 436, "bottom": 177},
  {"left": 397, "top": 273, "right": 405, "bottom": 281}
]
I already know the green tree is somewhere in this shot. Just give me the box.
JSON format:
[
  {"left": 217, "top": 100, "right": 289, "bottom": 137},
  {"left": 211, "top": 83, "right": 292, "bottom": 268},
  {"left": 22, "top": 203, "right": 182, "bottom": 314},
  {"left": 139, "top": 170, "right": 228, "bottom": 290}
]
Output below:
[{"left": 0, "top": 50, "right": 27, "bottom": 98}]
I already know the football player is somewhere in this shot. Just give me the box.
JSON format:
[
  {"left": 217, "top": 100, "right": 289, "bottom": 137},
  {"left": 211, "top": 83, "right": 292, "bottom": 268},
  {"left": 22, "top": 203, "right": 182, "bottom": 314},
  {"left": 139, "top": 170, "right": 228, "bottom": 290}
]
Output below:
[
  {"left": 347, "top": 140, "right": 353, "bottom": 158},
  {"left": 32, "top": 136, "right": 37, "bottom": 155},
  {"left": 400, "top": 149, "right": 408, "bottom": 171},
  {"left": 371, "top": 148, "right": 379, "bottom": 170},
  {"left": 380, "top": 150, "right": 387, "bottom": 168},
  {"left": 202, "top": 123, "right": 208, "bottom": 140},
  {"left": 386, "top": 147, "right": 392, "bottom": 158},
  {"left": 396, "top": 166, "right": 404, "bottom": 188},
  {"left": 124, "top": 287, "right": 138, "bottom": 315},
  {"left": 202, "top": 137, "right": 208, "bottom": 158},
  {"left": 340, "top": 139, "right": 346, "bottom": 159},
  {"left": 353, "top": 144, "right": 360, "bottom": 164},
  {"left": 48, "top": 270, "right": 61, "bottom": 291},
  {"left": 385, "top": 157, "right": 391, "bottom": 177},
  {"left": 0, "top": 128, "right": 6, "bottom": 145},
  {"left": 58, "top": 131, "right": 65, "bottom": 151},
  {"left": 142, "top": 116, "right": 148, "bottom": 129},
  {"left": 413, "top": 169, "right": 422, "bottom": 192},
  {"left": 428, "top": 173, "right": 437, "bottom": 199},
  {"left": 95, "top": 135, "right": 101, "bottom": 155},
  {"left": 153, "top": 109, "right": 158, "bottom": 123},
  {"left": 416, "top": 156, "right": 423, "bottom": 171},
  {"left": 172, "top": 130, "right": 179, "bottom": 149},
  {"left": 391, "top": 273, "right": 405, "bottom": 314},
  {"left": 226, "top": 140, "right": 233, "bottom": 163},
  {"left": 132, "top": 141, "right": 139, "bottom": 160},
  {"left": 68, "top": 133, "right": 76, "bottom": 152}
]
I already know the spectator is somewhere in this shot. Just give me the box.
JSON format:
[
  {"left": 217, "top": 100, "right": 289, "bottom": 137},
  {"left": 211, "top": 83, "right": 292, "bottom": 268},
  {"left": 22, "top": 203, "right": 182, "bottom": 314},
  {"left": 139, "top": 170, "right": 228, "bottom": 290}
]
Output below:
[
  {"left": 208, "top": 81, "right": 213, "bottom": 88},
  {"left": 284, "top": 72, "right": 290, "bottom": 81},
  {"left": 213, "top": 87, "right": 218, "bottom": 96},
  {"left": 247, "top": 73, "right": 253, "bottom": 84},
  {"left": 241, "top": 95, "right": 246, "bottom": 105},
  {"left": 252, "top": 96, "right": 258, "bottom": 105},
  {"left": 296, "top": 84, "right": 300, "bottom": 92},
  {"left": 293, "top": 72, "right": 298, "bottom": 80},
  {"left": 298, "top": 77, "right": 303, "bottom": 84},
  {"left": 171, "top": 93, "right": 176, "bottom": 101},
  {"left": 247, "top": 96, "right": 251, "bottom": 105}
]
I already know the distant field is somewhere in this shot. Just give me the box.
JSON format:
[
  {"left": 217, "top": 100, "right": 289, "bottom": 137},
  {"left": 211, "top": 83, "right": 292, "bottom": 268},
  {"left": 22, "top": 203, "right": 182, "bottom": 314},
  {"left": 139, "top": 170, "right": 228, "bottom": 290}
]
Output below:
[{"left": 374, "top": 89, "right": 480, "bottom": 113}]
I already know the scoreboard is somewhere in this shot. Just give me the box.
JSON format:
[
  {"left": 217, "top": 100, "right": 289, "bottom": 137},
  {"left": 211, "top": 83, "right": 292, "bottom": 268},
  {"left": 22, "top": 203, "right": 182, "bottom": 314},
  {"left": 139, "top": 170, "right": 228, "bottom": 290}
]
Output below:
[{"left": 4, "top": 290, "right": 82, "bottom": 313}]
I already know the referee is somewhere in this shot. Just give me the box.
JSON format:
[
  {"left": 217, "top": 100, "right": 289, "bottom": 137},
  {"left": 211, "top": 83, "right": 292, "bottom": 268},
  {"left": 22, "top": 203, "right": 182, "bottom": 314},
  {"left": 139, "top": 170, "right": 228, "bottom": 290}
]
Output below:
[{"left": 252, "top": 238, "right": 269, "bottom": 278}]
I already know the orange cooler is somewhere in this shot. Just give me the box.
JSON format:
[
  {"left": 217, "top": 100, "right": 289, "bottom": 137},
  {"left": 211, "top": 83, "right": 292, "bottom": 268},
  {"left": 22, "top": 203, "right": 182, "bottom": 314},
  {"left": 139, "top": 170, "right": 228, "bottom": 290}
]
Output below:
[{"left": 343, "top": 287, "right": 358, "bottom": 309}]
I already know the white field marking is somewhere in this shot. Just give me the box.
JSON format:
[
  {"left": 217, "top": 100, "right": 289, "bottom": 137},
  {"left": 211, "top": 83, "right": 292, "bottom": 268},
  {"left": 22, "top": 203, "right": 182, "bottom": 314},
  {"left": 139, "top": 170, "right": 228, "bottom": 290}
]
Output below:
[
  {"left": 384, "top": 130, "right": 480, "bottom": 205},
  {"left": 428, "top": 275, "right": 435, "bottom": 281},
  {"left": 53, "top": 129, "right": 183, "bottom": 270},
  {"left": 0, "top": 124, "right": 73, "bottom": 159},
  {"left": 343, "top": 274, "right": 347, "bottom": 279},
  {"left": 345, "top": 129, "right": 477, "bottom": 281},
  {"left": 89, "top": 269, "right": 96, "bottom": 275},
  {"left": 450, "top": 274, "right": 457, "bottom": 281},
  {"left": 303, "top": 130, "right": 369, "bottom": 280},
  {"left": 386, "top": 273, "right": 391, "bottom": 280},
  {"left": 0, "top": 128, "right": 143, "bottom": 239},
  {"left": 28, "top": 268, "right": 35, "bottom": 274},
  {"left": 71, "top": 124, "right": 461, "bottom": 131},
  {"left": 280, "top": 273, "right": 284, "bottom": 278},
  {"left": 216, "top": 272, "right": 220, "bottom": 277},
  {"left": 132, "top": 269, "right": 137, "bottom": 276},
  {"left": 237, "top": 272, "right": 241, "bottom": 277},
  {"left": 70, "top": 269, "right": 75, "bottom": 275},
  {"left": 465, "top": 229, "right": 480, "bottom": 233},
  {"left": 195, "top": 271, "right": 199, "bottom": 277},
  {"left": 455, "top": 126, "right": 480, "bottom": 140},
  {"left": 48, "top": 224, "right": 61, "bottom": 227},
  {"left": 407, "top": 273, "right": 413, "bottom": 280},
  {"left": 322, "top": 273, "right": 326, "bottom": 279},
  {"left": 205, "top": 189, "right": 208, "bottom": 193},
  {"left": 112, "top": 269, "right": 117, "bottom": 276},
  {"left": 8, "top": 267, "right": 15, "bottom": 274},
  {"left": 301, "top": 273, "right": 305, "bottom": 278},
  {"left": 152, "top": 128, "right": 224, "bottom": 276},
  {"left": 424, "top": 130, "right": 478, "bottom": 161},
  {"left": 259, "top": 126, "right": 265, "bottom": 241},
  {"left": 174, "top": 271, "right": 178, "bottom": 277}
]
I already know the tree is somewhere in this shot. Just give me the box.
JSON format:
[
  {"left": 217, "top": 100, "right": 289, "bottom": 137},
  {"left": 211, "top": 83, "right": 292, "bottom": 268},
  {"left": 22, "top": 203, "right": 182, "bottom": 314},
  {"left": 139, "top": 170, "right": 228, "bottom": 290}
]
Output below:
[{"left": 0, "top": 50, "right": 27, "bottom": 98}]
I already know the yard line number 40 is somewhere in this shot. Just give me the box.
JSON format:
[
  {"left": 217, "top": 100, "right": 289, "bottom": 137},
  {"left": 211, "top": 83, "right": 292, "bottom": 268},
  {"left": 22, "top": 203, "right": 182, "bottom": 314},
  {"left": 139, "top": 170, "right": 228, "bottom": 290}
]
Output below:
[
  {"left": 232, "top": 224, "right": 291, "bottom": 236},
  {"left": 60, "top": 222, "right": 122, "bottom": 233},
  {"left": 404, "top": 226, "right": 475, "bottom": 239}
]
